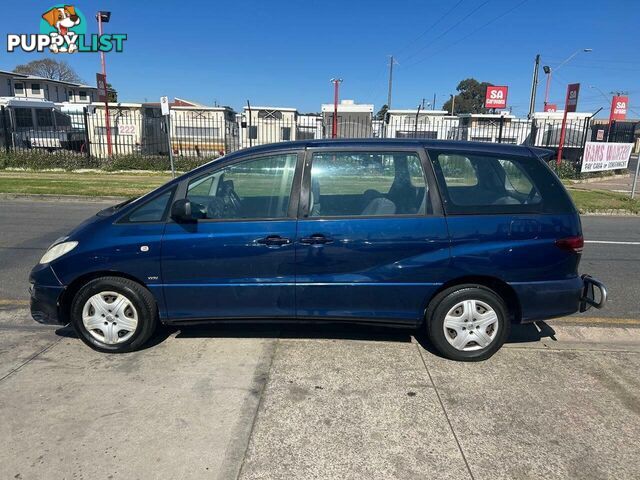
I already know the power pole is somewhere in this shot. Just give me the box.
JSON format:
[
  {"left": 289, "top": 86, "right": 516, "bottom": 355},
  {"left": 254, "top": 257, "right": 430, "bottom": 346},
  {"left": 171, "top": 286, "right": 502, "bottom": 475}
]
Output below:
[
  {"left": 528, "top": 54, "right": 540, "bottom": 118},
  {"left": 433, "top": 93, "right": 436, "bottom": 111},
  {"left": 387, "top": 56, "right": 397, "bottom": 109},
  {"left": 330, "top": 78, "right": 342, "bottom": 138},
  {"left": 450, "top": 94, "right": 456, "bottom": 115}
]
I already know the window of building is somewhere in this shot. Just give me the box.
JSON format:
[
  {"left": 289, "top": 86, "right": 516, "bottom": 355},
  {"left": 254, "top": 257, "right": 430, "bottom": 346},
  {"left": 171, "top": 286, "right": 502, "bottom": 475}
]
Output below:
[
  {"left": 186, "top": 154, "right": 297, "bottom": 220},
  {"left": 14, "top": 82, "right": 24, "bottom": 94},
  {"left": 308, "top": 152, "right": 428, "bottom": 217},
  {"left": 14, "top": 108, "right": 33, "bottom": 128},
  {"left": 296, "top": 127, "right": 315, "bottom": 140},
  {"left": 94, "top": 126, "right": 119, "bottom": 136},
  {"left": 248, "top": 125, "right": 258, "bottom": 140},
  {"left": 281, "top": 127, "right": 291, "bottom": 141},
  {"left": 79, "top": 91, "right": 87, "bottom": 100},
  {"left": 31, "top": 83, "right": 40, "bottom": 94},
  {"left": 175, "top": 126, "right": 220, "bottom": 138},
  {"left": 35, "top": 109, "right": 54, "bottom": 127}
]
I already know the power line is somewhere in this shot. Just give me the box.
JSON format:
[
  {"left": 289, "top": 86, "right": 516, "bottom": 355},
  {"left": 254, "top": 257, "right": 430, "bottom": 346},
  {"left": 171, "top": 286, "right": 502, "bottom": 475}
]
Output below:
[
  {"left": 395, "top": 0, "right": 466, "bottom": 59},
  {"left": 402, "top": 0, "right": 529, "bottom": 69},
  {"left": 401, "top": 0, "right": 493, "bottom": 64}
]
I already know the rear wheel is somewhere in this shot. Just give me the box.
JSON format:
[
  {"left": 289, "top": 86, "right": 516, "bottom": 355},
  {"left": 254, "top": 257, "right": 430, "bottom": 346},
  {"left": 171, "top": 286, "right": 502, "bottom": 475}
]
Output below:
[
  {"left": 70, "top": 276, "right": 157, "bottom": 353},
  {"left": 426, "top": 285, "right": 510, "bottom": 361}
]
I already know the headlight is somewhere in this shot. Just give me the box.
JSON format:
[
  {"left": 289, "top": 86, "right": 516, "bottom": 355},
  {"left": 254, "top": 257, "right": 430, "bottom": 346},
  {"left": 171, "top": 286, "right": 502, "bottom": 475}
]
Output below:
[{"left": 39, "top": 241, "right": 78, "bottom": 264}]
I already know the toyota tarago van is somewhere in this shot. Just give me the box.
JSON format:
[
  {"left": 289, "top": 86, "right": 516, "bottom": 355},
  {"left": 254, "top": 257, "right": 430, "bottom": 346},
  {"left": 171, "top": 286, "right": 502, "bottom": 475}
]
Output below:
[{"left": 30, "top": 139, "right": 606, "bottom": 361}]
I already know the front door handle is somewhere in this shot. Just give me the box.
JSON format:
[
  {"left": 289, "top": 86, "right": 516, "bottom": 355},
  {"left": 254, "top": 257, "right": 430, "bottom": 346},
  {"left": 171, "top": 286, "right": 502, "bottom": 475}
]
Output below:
[
  {"left": 300, "top": 233, "right": 333, "bottom": 245},
  {"left": 257, "top": 235, "right": 291, "bottom": 246}
]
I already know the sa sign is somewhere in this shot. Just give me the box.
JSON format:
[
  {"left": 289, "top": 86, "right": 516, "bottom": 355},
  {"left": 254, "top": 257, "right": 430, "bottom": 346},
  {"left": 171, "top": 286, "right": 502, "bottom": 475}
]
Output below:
[
  {"left": 566, "top": 83, "right": 580, "bottom": 112},
  {"left": 485, "top": 86, "right": 508, "bottom": 109},
  {"left": 609, "top": 95, "right": 628, "bottom": 121}
]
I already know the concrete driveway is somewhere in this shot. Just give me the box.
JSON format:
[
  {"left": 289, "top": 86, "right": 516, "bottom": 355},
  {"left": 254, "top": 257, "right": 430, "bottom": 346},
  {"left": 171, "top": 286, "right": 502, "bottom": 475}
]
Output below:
[
  {"left": 1, "top": 307, "right": 639, "bottom": 480},
  {"left": 1, "top": 198, "right": 640, "bottom": 479}
]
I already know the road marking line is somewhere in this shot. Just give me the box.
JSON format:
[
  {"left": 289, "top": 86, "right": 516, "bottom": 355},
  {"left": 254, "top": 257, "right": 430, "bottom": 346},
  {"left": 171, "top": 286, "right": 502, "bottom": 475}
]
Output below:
[
  {"left": 554, "top": 317, "right": 640, "bottom": 326},
  {"left": 0, "top": 299, "right": 29, "bottom": 306},
  {"left": 585, "top": 240, "right": 640, "bottom": 245}
]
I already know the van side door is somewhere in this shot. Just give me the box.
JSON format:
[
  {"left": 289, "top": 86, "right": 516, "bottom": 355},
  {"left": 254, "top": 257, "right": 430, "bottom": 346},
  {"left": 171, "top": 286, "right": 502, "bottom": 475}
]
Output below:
[{"left": 294, "top": 147, "right": 450, "bottom": 325}]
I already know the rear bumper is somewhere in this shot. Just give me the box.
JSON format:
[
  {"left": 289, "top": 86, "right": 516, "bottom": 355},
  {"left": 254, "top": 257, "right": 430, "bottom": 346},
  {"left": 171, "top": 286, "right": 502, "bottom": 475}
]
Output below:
[{"left": 512, "top": 276, "right": 583, "bottom": 323}]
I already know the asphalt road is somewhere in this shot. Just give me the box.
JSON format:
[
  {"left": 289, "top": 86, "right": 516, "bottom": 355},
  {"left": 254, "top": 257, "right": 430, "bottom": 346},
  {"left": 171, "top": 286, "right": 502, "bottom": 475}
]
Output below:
[
  {"left": 0, "top": 198, "right": 638, "bottom": 319},
  {"left": 1, "top": 197, "right": 640, "bottom": 479}
]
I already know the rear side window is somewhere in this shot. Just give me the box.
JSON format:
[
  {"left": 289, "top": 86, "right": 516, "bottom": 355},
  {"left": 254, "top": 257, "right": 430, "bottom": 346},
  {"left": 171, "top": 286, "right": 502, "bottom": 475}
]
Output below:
[{"left": 429, "top": 150, "right": 575, "bottom": 215}]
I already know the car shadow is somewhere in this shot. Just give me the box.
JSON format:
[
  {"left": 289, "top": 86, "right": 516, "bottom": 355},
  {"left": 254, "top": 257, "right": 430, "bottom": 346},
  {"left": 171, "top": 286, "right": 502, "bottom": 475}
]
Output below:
[{"left": 56, "top": 320, "right": 556, "bottom": 356}]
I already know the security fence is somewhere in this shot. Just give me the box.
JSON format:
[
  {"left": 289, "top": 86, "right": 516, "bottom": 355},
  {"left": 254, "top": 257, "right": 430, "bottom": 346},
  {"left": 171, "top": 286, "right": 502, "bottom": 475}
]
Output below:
[{"left": 0, "top": 104, "right": 636, "bottom": 170}]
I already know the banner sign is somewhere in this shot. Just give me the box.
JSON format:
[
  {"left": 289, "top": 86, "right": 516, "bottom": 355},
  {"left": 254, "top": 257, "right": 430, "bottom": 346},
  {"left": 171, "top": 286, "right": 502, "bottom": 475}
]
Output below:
[
  {"left": 544, "top": 103, "right": 557, "bottom": 112},
  {"left": 566, "top": 83, "right": 580, "bottom": 112},
  {"left": 609, "top": 95, "right": 628, "bottom": 121},
  {"left": 485, "top": 86, "right": 508, "bottom": 109},
  {"left": 96, "top": 73, "right": 107, "bottom": 102},
  {"left": 581, "top": 142, "right": 633, "bottom": 172},
  {"left": 160, "top": 96, "right": 170, "bottom": 116}
]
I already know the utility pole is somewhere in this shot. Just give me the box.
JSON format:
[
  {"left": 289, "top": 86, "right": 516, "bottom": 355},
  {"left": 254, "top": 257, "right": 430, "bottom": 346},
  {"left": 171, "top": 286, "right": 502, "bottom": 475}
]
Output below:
[
  {"left": 433, "top": 93, "right": 436, "bottom": 111},
  {"left": 387, "top": 56, "right": 397, "bottom": 109},
  {"left": 330, "top": 78, "right": 342, "bottom": 138},
  {"left": 528, "top": 54, "right": 540, "bottom": 118},
  {"left": 97, "top": 11, "right": 112, "bottom": 157},
  {"left": 450, "top": 94, "right": 456, "bottom": 115}
]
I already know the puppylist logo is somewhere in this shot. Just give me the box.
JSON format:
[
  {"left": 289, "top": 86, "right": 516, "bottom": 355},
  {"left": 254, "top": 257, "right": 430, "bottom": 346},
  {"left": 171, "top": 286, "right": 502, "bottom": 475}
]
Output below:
[{"left": 7, "top": 5, "right": 126, "bottom": 54}]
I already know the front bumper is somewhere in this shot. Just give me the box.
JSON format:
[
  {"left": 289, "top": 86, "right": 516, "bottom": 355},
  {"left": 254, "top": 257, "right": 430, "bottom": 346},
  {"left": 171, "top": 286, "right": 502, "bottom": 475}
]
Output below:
[
  {"left": 580, "top": 274, "right": 607, "bottom": 312},
  {"left": 30, "top": 283, "right": 65, "bottom": 325},
  {"left": 29, "top": 264, "right": 66, "bottom": 325}
]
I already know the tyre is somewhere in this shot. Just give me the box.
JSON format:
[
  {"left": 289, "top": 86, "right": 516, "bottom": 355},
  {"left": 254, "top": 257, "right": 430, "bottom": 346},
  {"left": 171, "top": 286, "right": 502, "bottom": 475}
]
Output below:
[
  {"left": 426, "top": 285, "right": 510, "bottom": 362},
  {"left": 70, "top": 276, "right": 158, "bottom": 353}
]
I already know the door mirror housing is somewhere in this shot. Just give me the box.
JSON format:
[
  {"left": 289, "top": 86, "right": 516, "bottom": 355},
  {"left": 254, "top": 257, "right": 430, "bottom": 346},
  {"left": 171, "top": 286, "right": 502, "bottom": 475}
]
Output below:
[{"left": 171, "top": 199, "right": 195, "bottom": 222}]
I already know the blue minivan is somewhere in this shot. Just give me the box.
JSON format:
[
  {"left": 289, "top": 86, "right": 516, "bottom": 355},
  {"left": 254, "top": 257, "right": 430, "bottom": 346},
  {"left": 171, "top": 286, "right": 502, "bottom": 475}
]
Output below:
[{"left": 30, "top": 140, "right": 606, "bottom": 361}]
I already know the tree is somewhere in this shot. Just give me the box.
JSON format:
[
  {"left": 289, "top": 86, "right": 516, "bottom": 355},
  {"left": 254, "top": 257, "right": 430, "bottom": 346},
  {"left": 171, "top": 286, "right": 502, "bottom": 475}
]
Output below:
[
  {"left": 107, "top": 83, "right": 118, "bottom": 102},
  {"left": 14, "top": 58, "right": 83, "bottom": 83},
  {"left": 375, "top": 104, "right": 389, "bottom": 120},
  {"left": 442, "top": 78, "right": 493, "bottom": 114}
]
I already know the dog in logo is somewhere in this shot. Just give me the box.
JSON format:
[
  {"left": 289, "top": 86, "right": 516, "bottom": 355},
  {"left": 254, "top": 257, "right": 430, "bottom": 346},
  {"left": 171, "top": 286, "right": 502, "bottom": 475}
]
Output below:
[{"left": 41, "top": 5, "right": 81, "bottom": 53}]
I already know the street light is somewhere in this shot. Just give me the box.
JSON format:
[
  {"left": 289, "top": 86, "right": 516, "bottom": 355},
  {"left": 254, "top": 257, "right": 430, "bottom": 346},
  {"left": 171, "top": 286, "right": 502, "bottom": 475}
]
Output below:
[
  {"left": 543, "top": 48, "right": 592, "bottom": 108},
  {"left": 96, "top": 11, "right": 112, "bottom": 156}
]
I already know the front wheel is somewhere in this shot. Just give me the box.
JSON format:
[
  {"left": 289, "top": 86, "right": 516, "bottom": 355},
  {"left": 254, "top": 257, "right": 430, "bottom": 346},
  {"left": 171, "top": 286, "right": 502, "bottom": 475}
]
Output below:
[
  {"left": 426, "top": 285, "right": 510, "bottom": 362},
  {"left": 70, "top": 276, "right": 158, "bottom": 353}
]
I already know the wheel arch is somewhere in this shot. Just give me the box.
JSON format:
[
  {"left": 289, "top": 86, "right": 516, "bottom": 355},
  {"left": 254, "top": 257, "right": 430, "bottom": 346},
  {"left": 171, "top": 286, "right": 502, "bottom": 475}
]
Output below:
[
  {"left": 58, "top": 271, "right": 154, "bottom": 324},
  {"left": 424, "top": 275, "right": 521, "bottom": 324}
]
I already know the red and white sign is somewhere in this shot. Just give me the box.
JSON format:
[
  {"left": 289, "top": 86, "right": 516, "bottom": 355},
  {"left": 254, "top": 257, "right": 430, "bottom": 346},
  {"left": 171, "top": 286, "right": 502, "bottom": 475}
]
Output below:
[
  {"left": 565, "top": 83, "right": 580, "bottom": 112},
  {"left": 485, "top": 86, "right": 508, "bottom": 109},
  {"left": 96, "top": 73, "right": 107, "bottom": 102},
  {"left": 609, "top": 95, "right": 628, "bottom": 121},
  {"left": 544, "top": 103, "right": 558, "bottom": 113},
  {"left": 581, "top": 142, "right": 633, "bottom": 172}
]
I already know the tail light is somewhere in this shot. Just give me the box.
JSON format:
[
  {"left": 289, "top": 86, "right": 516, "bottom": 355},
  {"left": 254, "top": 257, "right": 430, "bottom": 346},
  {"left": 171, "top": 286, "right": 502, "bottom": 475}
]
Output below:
[{"left": 555, "top": 235, "right": 584, "bottom": 253}]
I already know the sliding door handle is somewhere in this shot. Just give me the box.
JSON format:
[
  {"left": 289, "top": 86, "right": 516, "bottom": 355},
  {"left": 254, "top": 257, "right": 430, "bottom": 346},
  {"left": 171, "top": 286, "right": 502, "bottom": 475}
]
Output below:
[
  {"left": 257, "top": 235, "right": 291, "bottom": 246},
  {"left": 300, "top": 233, "right": 333, "bottom": 245}
]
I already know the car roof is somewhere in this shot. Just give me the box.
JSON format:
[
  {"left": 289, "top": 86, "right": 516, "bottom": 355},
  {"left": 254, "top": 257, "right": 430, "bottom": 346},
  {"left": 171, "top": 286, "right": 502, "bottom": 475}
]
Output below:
[{"left": 228, "top": 138, "right": 535, "bottom": 158}]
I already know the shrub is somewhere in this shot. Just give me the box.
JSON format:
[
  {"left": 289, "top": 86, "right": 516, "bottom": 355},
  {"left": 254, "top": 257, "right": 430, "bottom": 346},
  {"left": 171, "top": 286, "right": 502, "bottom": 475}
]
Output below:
[{"left": 0, "top": 149, "right": 214, "bottom": 172}]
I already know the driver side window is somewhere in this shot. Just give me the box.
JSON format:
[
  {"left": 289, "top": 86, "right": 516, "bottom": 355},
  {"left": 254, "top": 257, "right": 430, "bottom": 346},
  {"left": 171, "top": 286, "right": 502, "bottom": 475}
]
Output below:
[{"left": 186, "top": 153, "right": 297, "bottom": 220}]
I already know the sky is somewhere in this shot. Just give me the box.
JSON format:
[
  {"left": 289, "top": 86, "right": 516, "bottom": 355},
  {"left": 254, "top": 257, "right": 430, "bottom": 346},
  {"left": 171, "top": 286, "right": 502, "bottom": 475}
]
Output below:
[{"left": 1, "top": 0, "right": 639, "bottom": 117}]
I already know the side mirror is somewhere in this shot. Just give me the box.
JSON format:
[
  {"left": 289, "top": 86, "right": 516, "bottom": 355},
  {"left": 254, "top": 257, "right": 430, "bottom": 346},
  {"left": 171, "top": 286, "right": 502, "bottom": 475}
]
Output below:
[{"left": 171, "top": 199, "right": 195, "bottom": 222}]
